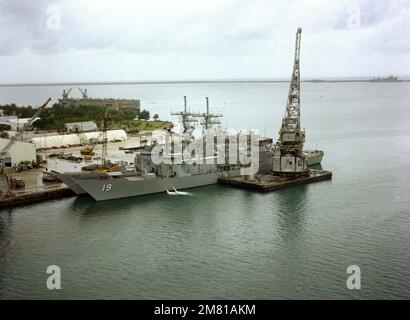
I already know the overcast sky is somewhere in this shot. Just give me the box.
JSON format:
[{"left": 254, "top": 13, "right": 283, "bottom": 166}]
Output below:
[{"left": 0, "top": 0, "right": 409, "bottom": 84}]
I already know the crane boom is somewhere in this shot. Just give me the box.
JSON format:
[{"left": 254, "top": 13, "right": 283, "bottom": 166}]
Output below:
[
  {"left": 0, "top": 97, "right": 51, "bottom": 156},
  {"left": 283, "top": 27, "right": 302, "bottom": 134},
  {"left": 78, "top": 88, "right": 88, "bottom": 98},
  {"left": 101, "top": 108, "right": 111, "bottom": 166},
  {"left": 62, "top": 88, "right": 72, "bottom": 99},
  {"left": 272, "top": 28, "right": 307, "bottom": 175}
]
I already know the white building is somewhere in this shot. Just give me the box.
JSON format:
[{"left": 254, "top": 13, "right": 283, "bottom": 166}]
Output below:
[
  {"left": 0, "top": 116, "right": 41, "bottom": 131},
  {"left": 0, "top": 138, "right": 37, "bottom": 166},
  {"left": 64, "top": 121, "right": 98, "bottom": 133},
  {"left": 78, "top": 129, "right": 127, "bottom": 144},
  {"left": 29, "top": 134, "right": 81, "bottom": 150}
]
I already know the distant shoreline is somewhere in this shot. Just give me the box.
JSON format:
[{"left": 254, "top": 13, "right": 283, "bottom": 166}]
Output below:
[{"left": 0, "top": 79, "right": 409, "bottom": 87}]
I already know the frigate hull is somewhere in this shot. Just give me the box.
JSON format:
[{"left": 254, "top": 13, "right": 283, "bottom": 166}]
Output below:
[
  {"left": 57, "top": 172, "right": 107, "bottom": 195},
  {"left": 57, "top": 174, "right": 86, "bottom": 195},
  {"left": 72, "top": 173, "right": 220, "bottom": 201}
]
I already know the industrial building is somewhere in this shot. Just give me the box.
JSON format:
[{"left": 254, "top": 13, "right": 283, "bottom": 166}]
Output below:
[
  {"left": 64, "top": 121, "right": 98, "bottom": 133},
  {"left": 0, "top": 138, "right": 37, "bottom": 166}
]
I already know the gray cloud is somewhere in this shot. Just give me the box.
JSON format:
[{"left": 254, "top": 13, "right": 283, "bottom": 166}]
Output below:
[{"left": 0, "top": 0, "right": 408, "bottom": 82}]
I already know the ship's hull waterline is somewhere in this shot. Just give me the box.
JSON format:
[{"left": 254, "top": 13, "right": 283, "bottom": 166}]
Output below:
[
  {"left": 70, "top": 173, "right": 223, "bottom": 201},
  {"left": 57, "top": 171, "right": 110, "bottom": 195},
  {"left": 58, "top": 149, "right": 322, "bottom": 200}
]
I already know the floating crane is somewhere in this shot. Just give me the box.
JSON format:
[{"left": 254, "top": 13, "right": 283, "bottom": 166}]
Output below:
[{"left": 272, "top": 28, "right": 307, "bottom": 175}]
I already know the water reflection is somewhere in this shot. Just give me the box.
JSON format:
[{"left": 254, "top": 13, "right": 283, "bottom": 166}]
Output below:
[
  {"left": 69, "top": 189, "right": 202, "bottom": 220},
  {"left": 0, "top": 212, "right": 13, "bottom": 265},
  {"left": 275, "top": 185, "right": 309, "bottom": 240}
]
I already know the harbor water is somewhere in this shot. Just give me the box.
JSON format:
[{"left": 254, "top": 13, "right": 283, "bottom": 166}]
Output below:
[{"left": 0, "top": 81, "right": 410, "bottom": 299}]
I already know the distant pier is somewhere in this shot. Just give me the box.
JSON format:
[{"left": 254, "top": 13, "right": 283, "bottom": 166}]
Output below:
[{"left": 218, "top": 170, "right": 332, "bottom": 192}]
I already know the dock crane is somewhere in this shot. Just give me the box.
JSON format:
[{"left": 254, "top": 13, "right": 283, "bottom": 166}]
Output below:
[
  {"left": 0, "top": 97, "right": 51, "bottom": 197},
  {"left": 62, "top": 88, "right": 72, "bottom": 99},
  {"left": 0, "top": 97, "right": 51, "bottom": 159},
  {"left": 78, "top": 88, "right": 88, "bottom": 99},
  {"left": 272, "top": 28, "right": 307, "bottom": 175},
  {"left": 101, "top": 108, "right": 112, "bottom": 166}
]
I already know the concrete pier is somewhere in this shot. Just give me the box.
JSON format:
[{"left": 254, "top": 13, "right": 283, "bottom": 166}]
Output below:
[
  {"left": 0, "top": 185, "right": 75, "bottom": 209},
  {"left": 218, "top": 170, "right": 332, "bottom": 192}
]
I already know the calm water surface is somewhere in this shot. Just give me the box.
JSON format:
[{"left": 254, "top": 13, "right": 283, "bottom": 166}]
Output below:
[{"left": 0, "top": 82, "right": 409, "bottom": 299}]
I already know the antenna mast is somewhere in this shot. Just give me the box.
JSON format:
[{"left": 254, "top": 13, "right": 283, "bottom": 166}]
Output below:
[
  {"left": 171, "top": 96, "right": 199, "bottom": 133},
  {"left": 194, "top": 97, "right": 223, "bottom": 131}
]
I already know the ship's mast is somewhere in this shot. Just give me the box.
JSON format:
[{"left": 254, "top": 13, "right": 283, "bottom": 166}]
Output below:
[
  {"left": 171, "top": 96, "right": 199, "bottom": 133},
  {"left": 194, "top": 97, "right": 222, "bottom": 131}
]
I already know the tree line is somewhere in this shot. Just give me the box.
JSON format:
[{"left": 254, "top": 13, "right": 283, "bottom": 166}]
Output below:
[{"left": 0, "top": 103, "right": 157, "bottom": 131}]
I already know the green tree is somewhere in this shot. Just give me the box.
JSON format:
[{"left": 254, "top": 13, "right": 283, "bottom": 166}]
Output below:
[
  {"left": 153, "top": 113, "right": 159, "bottom": 121},
  {"left": 123, "top": 109, "right": 138, "bottom": 121},
  {"left": 139, "top": 109, "right": 150, "bottom": 121}
]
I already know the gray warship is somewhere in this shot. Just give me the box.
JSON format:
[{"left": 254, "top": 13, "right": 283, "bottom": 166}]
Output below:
[
  {"left": 58, "top": 97, "right": 258, "bottom": 201},
  {"left": 59, "top": 95, "right": 323, "bottom": 201}
]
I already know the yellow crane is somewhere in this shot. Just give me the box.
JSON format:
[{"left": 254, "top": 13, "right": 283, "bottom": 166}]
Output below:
[
  {"left": 101, "top": 108, "right": 111, "bottom": 167},
  {"left": 0, "top": 97, "right": 51, "bottom": 158},
  {"left": 0, "top": 97, "right": 51, "bottom": 197}
]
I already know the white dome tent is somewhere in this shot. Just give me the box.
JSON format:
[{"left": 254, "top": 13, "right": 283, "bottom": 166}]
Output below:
[{"left": 30, "top": 134, "right": 81, "bottom": 150}]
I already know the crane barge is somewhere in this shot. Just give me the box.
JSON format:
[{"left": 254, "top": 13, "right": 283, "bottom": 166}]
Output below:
[{"left": 219, "top": 28, "right": 332, "bottom": 191}]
